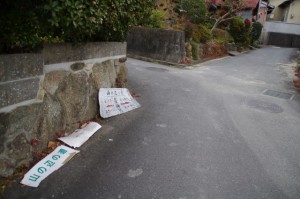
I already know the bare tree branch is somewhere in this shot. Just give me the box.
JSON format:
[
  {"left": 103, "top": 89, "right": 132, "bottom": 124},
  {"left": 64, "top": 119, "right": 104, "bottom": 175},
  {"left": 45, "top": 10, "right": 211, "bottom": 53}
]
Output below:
[{"left": 210, "top": 0, "right": 248, "bottom": 33}]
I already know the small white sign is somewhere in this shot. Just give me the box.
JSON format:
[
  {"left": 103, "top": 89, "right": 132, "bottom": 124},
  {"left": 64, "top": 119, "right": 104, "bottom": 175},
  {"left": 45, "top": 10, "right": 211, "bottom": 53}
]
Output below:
[
  {"left": 58, "top": 122, "right": 101, "bottom": 148},
  {"left": 21, "top": 145, "right": 79, "bottom": 187},
  {"left": 99, "top": 88, "right": 141, "bottom": 118}
]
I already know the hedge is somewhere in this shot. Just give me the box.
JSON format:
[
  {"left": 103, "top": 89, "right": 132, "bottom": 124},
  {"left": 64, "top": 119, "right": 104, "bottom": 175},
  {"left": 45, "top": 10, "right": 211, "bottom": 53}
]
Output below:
[{"left": 0, "top": 0, "right": 155, "bottom": 53}]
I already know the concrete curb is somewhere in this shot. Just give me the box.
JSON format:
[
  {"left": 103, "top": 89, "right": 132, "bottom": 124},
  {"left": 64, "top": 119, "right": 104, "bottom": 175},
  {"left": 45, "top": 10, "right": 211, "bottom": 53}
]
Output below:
[{"left": 128, "top": 47, "right": 256, "bottom": 70}]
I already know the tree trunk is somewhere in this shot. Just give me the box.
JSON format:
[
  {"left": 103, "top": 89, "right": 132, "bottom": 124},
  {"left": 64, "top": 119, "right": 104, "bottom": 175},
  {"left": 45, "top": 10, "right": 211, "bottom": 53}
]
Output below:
[{"left": 210, "top": 21, "right": 220, "bottom": 33}]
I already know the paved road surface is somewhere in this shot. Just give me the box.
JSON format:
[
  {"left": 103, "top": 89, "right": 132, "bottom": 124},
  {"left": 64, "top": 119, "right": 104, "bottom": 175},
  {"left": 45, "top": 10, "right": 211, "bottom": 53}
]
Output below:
[{"left": 3, "top": 46, "right": 300, "bottom": 199}]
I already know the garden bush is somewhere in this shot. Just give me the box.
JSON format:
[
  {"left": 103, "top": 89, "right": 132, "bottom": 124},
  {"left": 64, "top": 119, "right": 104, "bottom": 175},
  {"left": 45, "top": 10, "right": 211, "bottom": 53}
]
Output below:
[
  {"left": 146, "top": 9, "right": 167, "bottom": 28},
  {"left": 43, "top": 0, "right": 155, "bottom": 42},
  {"left": 212, "top": 28, "right": 234, "bottom": 44},
  {"left": 0, "top": 0, "right": 155, "bottom": 53},
  {"left": 182, "top": 22, "right": 212, "bottom": 43},
  {"left": 0, "top": 0, "right": 43, "bottom": 53},
  {"left": 228, "top": 17, "right": 251, "bottom": 46},
  {"left": 192, "top": 24, "right": 212, "bottom": 43},
  {"left": 172, "top": 24, "right": 184, "bottom": 31},
  {"left": 191, "top": 41, "right": 199, "bottom": 60},
  {"left": 250, "top": 21, "right": 263, "bottom": 44},
  {"left": 180, "top": 0, "right": 207, "bottom": 24}
]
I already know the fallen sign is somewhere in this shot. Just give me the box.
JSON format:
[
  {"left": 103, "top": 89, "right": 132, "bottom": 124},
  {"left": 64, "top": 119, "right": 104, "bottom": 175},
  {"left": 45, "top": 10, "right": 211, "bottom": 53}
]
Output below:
[
  {"left": 58, "top": 122, "right": 101, "bottom": 148},
  {"left": 99, "top": 88, "right": 141, "bottom": 118},
  {"left": 21, "top": 145, "right": 79, "bottom": 187}
]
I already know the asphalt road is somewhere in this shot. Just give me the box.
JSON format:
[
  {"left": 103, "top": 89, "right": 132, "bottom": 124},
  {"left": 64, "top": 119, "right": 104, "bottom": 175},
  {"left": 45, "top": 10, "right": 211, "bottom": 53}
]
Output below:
[{"left": 3, "top": 46, "right": 300, "bottom": 199}]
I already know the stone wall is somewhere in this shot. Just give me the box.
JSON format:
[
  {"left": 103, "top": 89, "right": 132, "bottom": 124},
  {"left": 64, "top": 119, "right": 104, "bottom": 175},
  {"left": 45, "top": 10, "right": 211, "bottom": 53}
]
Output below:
[
  {"left": 43, "top": 42, "right": 126, "bottom": 65},
  {"left": 127, "top": 27, "right": 185, "bottom": 63},
  {"left": 0, "top": 42, "right": 127, "bottom": 177},
  {"left": 0, "top": 53, "right": 43, "bottom": 108}
]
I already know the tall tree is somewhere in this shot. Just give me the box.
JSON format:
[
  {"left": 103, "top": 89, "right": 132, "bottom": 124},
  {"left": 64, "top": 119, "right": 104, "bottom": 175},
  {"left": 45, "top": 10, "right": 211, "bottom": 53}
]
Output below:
[{"left": 209, "top": 0, "right": 248, "bottom": 32}]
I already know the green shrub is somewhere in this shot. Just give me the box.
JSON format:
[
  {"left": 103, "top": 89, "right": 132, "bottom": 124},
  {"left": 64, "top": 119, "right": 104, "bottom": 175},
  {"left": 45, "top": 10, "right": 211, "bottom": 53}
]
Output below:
[
  {"left": 228, "top": 17, "right": 244, "bottom": 44},
  {"left": 183, "top": 22, "right": 211, "bottom": 43},
  {"left": 250, "top": 21, "right": 263, "bottom": 44},
  {"left": 212, "top": 28, "right": 233, "bottom": 44},
  {"left": 91, "top": 0, "right": 155, "bottom": 42},
  {"left": 192, "top": 25, "right": 212, "bottom": 43},
  {"left": 42, "top": 0, "right": 106, "bottom": 42},
  {"left": 43, "top": 0, "right": 155, "bottom": 42},
  {"left": 0, "top": 0, "right": 155, "bottom": 53},
  {"left": 191, "top": 41, "right": 199, "bottom": 60},
  {"left": 228, "top": 17, "right": 251, "bottom": 46},
  {"left": 146, "top": 9, "right": 167, "bottom": 28},
  {"left": 0, "top": 0, "right": 43, "bottom": 53},
  {"left": 180, "top": 0, "right": 207, "bottom": 24},
  {"left": 172, "top": 24, "right": 184, "bottom": 31}
]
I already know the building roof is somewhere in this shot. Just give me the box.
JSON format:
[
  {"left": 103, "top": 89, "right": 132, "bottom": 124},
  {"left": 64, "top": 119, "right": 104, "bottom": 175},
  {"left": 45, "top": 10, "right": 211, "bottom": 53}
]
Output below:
[{"left": 278, "top": 0, "right": 293, "bottom": 8}]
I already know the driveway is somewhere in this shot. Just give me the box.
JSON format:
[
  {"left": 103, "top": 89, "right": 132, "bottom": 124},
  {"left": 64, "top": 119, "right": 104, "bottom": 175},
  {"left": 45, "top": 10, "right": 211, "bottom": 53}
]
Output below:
[{"left": 3, "top": 46, "right": 300, "bottom": 199}]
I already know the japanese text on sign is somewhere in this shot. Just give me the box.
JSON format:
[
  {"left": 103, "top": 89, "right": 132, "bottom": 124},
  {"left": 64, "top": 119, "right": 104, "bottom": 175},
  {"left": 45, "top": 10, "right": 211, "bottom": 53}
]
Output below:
[
  {"left": 21, "top": 145, "right": 79, "bottom": 187},
  {"left": 99, "top": 88, "right": 141, "bottom": 118}
]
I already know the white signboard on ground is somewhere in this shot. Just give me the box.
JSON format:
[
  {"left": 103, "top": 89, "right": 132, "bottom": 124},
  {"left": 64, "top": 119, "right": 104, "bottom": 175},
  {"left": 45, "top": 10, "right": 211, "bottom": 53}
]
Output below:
[
  {"left": 21, "top": 145, "right": 79, "bottom": 187},
  {"left": 58, "top": 122, "right": 101, "bottom": 148},
  {"left": 99, "top": 88, "right": 141, "bottom": 118}
]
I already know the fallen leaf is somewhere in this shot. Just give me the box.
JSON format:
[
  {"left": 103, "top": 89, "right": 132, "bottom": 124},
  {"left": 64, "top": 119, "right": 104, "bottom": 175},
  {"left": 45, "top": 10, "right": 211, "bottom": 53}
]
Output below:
[
  {"left": 80, "top": 122, "right": 88, "bottom": 129},
  {"left": 47, "top": 141, "right": 57, "bottom": 149},
  {"left": 130, "top": 91, "right": 140, "bottom": 98},
  {"left": 54, "top": 130, "right": 65, "bottom": 139},
  {"left": 30, "top": 138, "right": 39, "bottom": 147}
]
